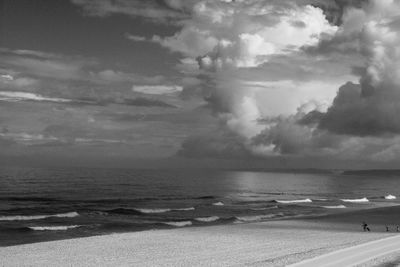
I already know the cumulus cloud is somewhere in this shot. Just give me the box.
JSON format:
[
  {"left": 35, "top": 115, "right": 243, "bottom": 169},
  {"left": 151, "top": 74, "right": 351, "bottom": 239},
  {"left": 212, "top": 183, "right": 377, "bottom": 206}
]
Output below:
[
  {"left": 175, "top": 0, "right": 400, "bottom": 163},
  {"left": 153, "top": 1, "right": 337, "bottom": 68},
  {"left": 145, "top": 0, "right": 342, "bottom": 158},
  {"left": 247, "top": 0, "right": 400, "bottom": 160},
  {"left": 306, "top": 0, "right": 400, "bottom": 137},
  {"left": 68, "top": 0, "right": 400, "bottom": 164}
]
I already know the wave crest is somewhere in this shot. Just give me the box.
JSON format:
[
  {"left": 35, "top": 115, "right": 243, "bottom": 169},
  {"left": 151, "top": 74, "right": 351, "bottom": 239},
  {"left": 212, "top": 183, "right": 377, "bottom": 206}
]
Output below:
[
  {"left": 135, "top": 207, "right": 195, "bottom": 213},
  {"left": 28, "top": 225, "right": 81, "bottom": 231},
  {"left": 194, "top": 216, "right": 220, "bottom": 222},
  {"left": 274, "top": 199, "right": 312, "bottom": 204},
  {"left": 385, "top": 194, "right": 397, "bottom": 200},
  {"left": 135, "top": 208, "right": 171, "bottom": 213},
  {"left": 163, "top": 221, "right": 192, "bottom": 227},
  {"left": 0, "top": 211, "right": 79, "bottom": 221},
  {"left": 322, "top": 205, "right": 346, "bottom": 209},
  {"left": 341, "top": 197, "right": 369, "bottom": 203}
]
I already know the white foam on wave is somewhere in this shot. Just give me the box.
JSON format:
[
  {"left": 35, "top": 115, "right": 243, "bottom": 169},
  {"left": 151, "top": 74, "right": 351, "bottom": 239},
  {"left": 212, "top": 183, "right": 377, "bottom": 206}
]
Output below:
[
  {"left": 275, "top": 199, "right": 312, "bottom": 204},
  {"left": 175, "top": 207, "right": 195, "bottom": 211},
  {"left": 341, "top": 197, "right": 369, "bottom": 203},
  {"left": 212, "top": 202, "right": 224, "bottom": 206},
  {"left": 194, "top": 216, "right": 220, "bottom": 222},
  {"left": 163, "top": 221, "right": 192, "bottom": 227},
  {"left": 385, "top": 194, "right": 397, "bottom": 200},
  {"left": 322, "top": 205, "right": 347, "bottom": 209},
  {"left": 0, "top": 211, "right": 79, "bottom": 221},
  {"left": 136, "top": 208, "right": 171, "bottom": 213},
  {"left": 29, "top": 225, "right": 81, "bottom": 231},
  {"left": 135, "top": 207, "right": 195, "bottom": 213}
]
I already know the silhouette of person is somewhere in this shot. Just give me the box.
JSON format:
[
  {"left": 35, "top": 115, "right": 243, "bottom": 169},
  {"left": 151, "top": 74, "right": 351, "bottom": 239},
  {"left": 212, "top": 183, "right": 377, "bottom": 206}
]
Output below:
[
  {"left": 386, "top": 226, "right": 389, "bottom": 232},
  {"left": 397, "top": 225, "right": 399, "bottom": 232},
  {"left": 362, "top": 222, "right": 370, "bottom": 231}
]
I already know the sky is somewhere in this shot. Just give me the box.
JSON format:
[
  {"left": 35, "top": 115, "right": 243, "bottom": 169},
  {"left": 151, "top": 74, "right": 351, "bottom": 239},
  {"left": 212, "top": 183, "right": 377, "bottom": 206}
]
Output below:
[{"left": 1, "top": 0, "right": 400, "bottom": 169}]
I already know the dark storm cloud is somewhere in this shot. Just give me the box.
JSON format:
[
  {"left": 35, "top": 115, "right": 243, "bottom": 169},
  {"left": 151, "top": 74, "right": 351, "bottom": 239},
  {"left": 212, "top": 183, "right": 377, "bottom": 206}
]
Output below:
[
  {"left": 70, "top": 0, "right": 195, "bottom": 23},
  {"left": 310, "top": 0, "right": 368, "bottom": 25},
  {"left": 316, "top": 82, "right": 400, "bottom": 136},
  {"left": 71, "top": 0, "right": 368, "bottom": 26},
  {"left": 177, "top": 130, "right": 252, "bottom": 159}
]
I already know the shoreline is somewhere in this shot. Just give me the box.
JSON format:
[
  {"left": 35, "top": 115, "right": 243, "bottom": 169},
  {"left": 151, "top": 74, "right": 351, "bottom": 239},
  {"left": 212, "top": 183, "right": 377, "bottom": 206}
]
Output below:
[{"left": 2, "top": 205, "right": 400, "bottom": 266}]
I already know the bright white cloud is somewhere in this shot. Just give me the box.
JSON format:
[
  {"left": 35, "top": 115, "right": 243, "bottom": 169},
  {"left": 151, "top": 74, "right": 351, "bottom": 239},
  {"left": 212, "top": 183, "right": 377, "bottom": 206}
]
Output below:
[
  {"left": 152, "top": 1, "right": 337, "bottom": 68},
  {"left": 153, "top": 1, "right": 339, "bottom": 145}
]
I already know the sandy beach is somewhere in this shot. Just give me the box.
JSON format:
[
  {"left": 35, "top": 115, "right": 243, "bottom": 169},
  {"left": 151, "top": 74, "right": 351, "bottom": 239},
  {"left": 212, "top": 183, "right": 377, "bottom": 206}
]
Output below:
[{"left": 2, "top": 206, "right": 400, "bottom": 267}]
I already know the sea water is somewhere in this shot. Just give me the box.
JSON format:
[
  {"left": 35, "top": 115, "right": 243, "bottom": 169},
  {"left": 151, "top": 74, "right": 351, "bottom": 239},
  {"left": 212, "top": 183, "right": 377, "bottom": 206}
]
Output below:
[{"left": 0, "top": 166, "right": 399, "bottom": 246}]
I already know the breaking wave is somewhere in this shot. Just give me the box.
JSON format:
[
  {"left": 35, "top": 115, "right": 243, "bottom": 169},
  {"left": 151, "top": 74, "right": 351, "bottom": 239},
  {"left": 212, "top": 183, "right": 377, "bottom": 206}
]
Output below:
[
  {"left": 0, "top": 212, "right": 79, "bottom": 221},
  {"left": 135, "top": 208, "right": 171, "bottom": 213},
  {"left": 341, "top": 197, "right": 369, "bottom": 203},
  {"left": 194, "top": 216, "right": 220, "bottom": 222},
  {"left": 212, "top": 202, "right": 224, "bottom": 206},
  {"left": 321, "top": 205, "right": 347, "bottom": 209},
  {"left": 163, "top": 221, "right": 192, "bottom": 227},
  {"left": 135, "top": 207, "right": 195, "bottom": 214},
  {"left": 384, "top": 194, "right": 396, "bottom": 200},
  {"left": 274, "top": 199, "right": 312, "bottom": 204},
  {"left": 28, "top": 225, "right": 82, "bottom": 231}
]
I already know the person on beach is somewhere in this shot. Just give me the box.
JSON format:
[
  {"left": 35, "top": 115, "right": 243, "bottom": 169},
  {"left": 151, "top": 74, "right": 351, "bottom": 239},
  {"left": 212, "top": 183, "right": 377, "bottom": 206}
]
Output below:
[
  {"left": 362, "top": 222, "right": 370, "bottom": 231},
  {"left": 397, "top": 225, "right": 399, "bottom": 232},
  {"left": 386, "top": 226, "right": 389, "bottom": 232}
]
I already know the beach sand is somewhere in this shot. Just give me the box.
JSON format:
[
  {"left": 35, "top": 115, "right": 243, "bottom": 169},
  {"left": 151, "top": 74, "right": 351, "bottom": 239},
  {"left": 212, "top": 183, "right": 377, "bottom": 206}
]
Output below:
[{"left": 1, "top": 206, "right": 400, "bottom": 266}]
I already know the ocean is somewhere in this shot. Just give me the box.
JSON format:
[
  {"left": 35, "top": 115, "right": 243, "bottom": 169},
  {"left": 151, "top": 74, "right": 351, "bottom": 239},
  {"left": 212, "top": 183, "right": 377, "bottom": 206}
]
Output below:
[{"left": 0, "top": 166, "right": 399, "bottom": 246}]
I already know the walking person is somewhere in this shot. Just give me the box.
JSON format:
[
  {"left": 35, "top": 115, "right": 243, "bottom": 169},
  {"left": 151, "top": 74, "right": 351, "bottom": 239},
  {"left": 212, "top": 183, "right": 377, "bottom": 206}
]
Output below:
[{"left": 362, "top": 222, "right": 370, "bottom": 232}]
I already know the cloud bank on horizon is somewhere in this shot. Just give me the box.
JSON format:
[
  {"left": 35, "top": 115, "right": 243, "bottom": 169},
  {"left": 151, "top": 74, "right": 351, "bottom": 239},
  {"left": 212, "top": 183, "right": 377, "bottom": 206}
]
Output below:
[{"left": 2, "top": 0, "right": 400, "bottom": 167}]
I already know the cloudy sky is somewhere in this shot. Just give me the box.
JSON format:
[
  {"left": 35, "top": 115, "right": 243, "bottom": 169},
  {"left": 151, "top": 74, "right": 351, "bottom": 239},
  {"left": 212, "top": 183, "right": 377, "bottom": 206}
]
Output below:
[{"left": 1, "top": 0, "right": 400, "bottom": 169}]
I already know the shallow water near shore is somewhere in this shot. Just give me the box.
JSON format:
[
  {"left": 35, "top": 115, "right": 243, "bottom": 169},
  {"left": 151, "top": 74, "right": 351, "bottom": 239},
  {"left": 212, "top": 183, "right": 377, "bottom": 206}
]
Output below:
[{"left": 0, "top": 166, "right": 399, "bottom": 246}]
